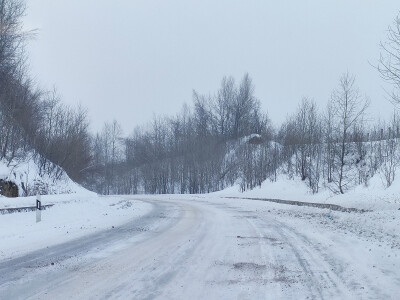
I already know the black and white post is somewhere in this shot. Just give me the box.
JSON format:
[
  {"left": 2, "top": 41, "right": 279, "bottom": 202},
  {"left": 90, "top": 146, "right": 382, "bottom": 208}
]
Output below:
[{"left": 36, "top": 194, "right": 41, "bottom": 223}]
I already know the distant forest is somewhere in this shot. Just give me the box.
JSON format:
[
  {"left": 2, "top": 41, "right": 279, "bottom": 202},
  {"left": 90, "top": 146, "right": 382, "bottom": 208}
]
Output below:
[{"left": 2, "top": 0, "right": 400, "bottom": 195}]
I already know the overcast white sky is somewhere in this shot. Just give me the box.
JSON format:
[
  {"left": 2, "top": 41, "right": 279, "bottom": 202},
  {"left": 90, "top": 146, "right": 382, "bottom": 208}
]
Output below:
[{"left": 24, "top": 1, "right": 400, "bottom": 133}]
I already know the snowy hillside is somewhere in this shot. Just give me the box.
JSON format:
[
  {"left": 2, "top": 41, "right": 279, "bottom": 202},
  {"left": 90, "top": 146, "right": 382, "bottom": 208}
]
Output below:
[
  {"left": 0, "top": 154, "right": 90, "bottom": 197},
  {"left": 213, "top": 133, "right": 400, "bottom": 212}
]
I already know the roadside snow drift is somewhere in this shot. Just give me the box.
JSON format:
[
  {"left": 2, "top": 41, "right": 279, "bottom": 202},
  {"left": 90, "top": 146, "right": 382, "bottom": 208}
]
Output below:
[{"left": 0, "top": 194, "right": 152, "bottom": 259}]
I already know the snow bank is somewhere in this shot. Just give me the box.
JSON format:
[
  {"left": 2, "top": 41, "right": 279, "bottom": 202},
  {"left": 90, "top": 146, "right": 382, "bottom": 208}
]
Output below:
[
  {"left": 215, "top": 172, "right": 400, "bottom": 211},
  {"left": 0, "top": 193, "right": 153, "bottom": 259}
]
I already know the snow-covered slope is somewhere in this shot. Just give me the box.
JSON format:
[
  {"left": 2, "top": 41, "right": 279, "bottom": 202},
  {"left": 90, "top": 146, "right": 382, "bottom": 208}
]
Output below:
[
  {"left": 215, "top": 171, "right": 400, "bottom": 211},
  {"left": 0, "top": 154, "right": 90, "bottom": 197},
  {"left": 216, "top": 135, "right": 400, "bottom": 211}
]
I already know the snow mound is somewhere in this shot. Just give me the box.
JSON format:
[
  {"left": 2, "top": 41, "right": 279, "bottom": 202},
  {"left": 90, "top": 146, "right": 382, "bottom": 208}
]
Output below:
[{"left": 0, "top": 154, "right": 94, "bottom": 197}]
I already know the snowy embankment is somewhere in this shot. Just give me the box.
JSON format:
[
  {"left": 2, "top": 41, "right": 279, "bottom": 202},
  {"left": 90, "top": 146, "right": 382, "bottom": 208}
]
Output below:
[
  {"left": 0, "top": 193, "right": 152, "bottom": 260},
  {"left": 216, "top": 172, "right": 400, "bottom": 211},
  {"left": 0, "top": 155, "right": 87, "bottom": 196}
]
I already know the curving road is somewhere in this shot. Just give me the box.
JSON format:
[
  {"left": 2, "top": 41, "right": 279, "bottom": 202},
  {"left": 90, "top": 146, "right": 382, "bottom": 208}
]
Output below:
[{"left": 0, "top": 197, "right": 398, "bottom": 299}]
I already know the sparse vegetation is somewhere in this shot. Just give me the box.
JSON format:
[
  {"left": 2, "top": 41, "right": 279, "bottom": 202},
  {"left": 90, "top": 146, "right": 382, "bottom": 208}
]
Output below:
[{"left": 2, "top": 1, "right": 400, "bottom": 197}]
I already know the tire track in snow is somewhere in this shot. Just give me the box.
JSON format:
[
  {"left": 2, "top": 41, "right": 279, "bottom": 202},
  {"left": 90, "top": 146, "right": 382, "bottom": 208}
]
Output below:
[
  {"left": 0, "top": 199, "right": 181, "bottom": 299},
  {"left": 247, "top": 210, "right": 391, "bottom": 299}
]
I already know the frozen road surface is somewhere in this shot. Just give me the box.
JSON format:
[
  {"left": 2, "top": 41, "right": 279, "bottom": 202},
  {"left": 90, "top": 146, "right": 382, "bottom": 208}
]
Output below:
[{"left": 0, "top": 196, "right": 399, "bottom": 299}]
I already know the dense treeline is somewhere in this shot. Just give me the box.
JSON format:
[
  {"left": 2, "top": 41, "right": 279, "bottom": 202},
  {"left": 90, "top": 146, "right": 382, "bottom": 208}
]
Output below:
[
  {"left": 3, "top": 0, "right": 400, "bottom": 197},
  {"left": 0, "top": 0, "right": 91, "bottom": 193},
  {"left": 84, "top": 74, "right": 276, "bottom": 194},
  {"left": 87, "top": 71, "right": 400, "bottom": 195}
]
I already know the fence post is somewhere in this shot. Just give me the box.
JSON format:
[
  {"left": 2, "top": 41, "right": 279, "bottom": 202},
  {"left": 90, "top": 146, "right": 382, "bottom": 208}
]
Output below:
[{"left": 36, "top": 194, "right": 41, "bottom": 223}]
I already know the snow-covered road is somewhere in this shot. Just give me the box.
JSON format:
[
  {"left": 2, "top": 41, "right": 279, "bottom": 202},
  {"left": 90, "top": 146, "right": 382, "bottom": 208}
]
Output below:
[{"left": 1, "top": 196, "right": 399, "bottom": 299}]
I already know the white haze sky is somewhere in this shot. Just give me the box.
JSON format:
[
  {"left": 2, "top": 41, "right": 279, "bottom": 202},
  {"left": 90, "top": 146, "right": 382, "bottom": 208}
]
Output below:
[{"left": 24, "top": 0, "right": 400, "bottom": 133}]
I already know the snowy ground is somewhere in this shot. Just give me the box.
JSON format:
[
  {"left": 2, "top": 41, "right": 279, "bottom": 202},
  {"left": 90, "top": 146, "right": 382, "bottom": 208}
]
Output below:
[
  {"left": 216, "top": 173, "right": 400, "bottom": 211},
  {"left": 0, "top": 193, "right": 152, "bottom": 260},
  {"left": 0, "top": 193, "right": 399, "bottom": 299}
]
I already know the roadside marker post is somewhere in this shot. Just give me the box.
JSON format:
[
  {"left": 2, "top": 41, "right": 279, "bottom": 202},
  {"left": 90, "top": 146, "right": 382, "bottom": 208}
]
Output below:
[{"left": 36, "top": 194, "right": 41, "bottom": 223}]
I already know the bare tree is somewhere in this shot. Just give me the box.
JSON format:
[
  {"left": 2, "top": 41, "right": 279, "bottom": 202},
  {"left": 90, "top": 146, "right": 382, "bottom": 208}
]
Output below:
[
  {"left": 0, "top": 0, "right": 27, "bottom": 79},
  {"left": 323, "top": 101, "right": 336, "bottom": 184},
  {"left": 232, "top": 73, "right": 259, "bottom": 138},
  {"left": 99, "top": 120, "right": 123, "bottom": 194},
  {"left": 378, "top": 12, "right": 400, "bottom": 104},
  {"left": 379, "top": 112, "right": 399, "bottom": 187},
  {"left": 212, "top": 76, "right": 236, "bottom": 137},
  {"left": 330, "top": 73, "right": 369, "bottom": 194}
]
